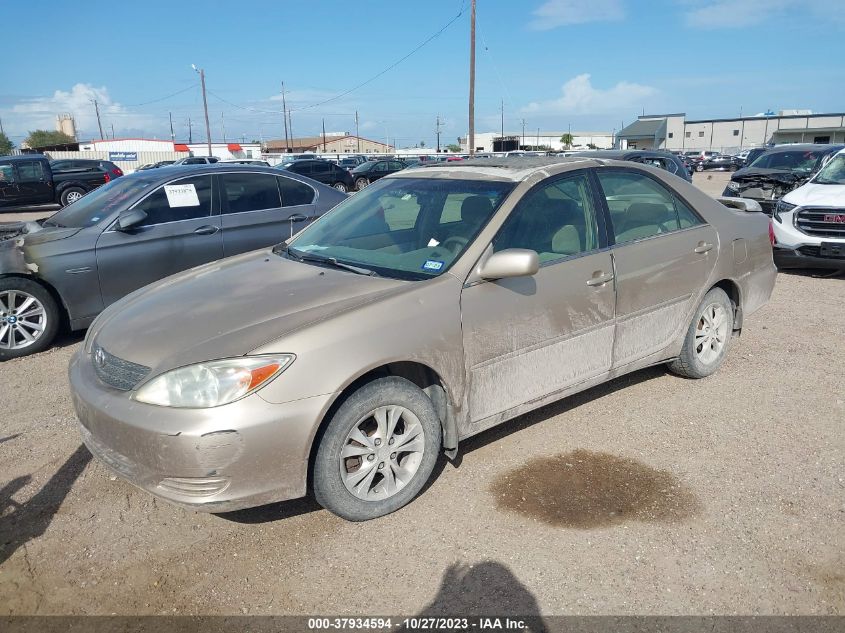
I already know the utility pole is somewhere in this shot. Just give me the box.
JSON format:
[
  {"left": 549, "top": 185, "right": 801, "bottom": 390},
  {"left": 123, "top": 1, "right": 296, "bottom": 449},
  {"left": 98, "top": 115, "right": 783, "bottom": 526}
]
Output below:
[
  {"left": 169, "top": 112, "right": 175, "bottom": 141},
  {"left": 436, "top": 115, "right": 441, "bottom": 153},
  {"left": 500, "top": 98, "right": 504, "bottom": 139},
  {"left": 188, "top": 117, "right": 193, "bottom": 144},
  {"left": 322, "top": 118, "right": 327, "bottom": 152},
  {"left": 110, "top": 123, "right": 115, "bottom": 139},
  {"left": 192, "top": 65, "right": 213, "bottom": 157},
  {"left": 468, "top": 0, "right": 476, "bottom": 155},
  {"left": 281, "top": 82, "right": 290, "bottom": 152},
  {"left": 0, "top": 117, "right": 5, "bottom": 135},
  {"left": 287, "top": 110, "right": 294, "bottom": 149},
  {"left": 537, "top": 128, "right": 540, "bottom": 150},
  {"left": 355, "top": 111, "right": 361, "bottom": 152},
  {"left": 521, "top": 119, "right": 526, "bottom": 150},
  {"left": 91, "top": 99, "right": 104, "bottom": 140}
]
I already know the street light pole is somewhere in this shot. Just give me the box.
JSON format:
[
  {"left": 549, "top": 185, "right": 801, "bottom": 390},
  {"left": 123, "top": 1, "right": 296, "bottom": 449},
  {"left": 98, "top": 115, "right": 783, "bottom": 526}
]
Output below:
[
  {"left": 193, "top": 65, "right": 213, "bottom": 157},
  {"left": 468, "top": 0, "right": 476, "bottom": 155}
]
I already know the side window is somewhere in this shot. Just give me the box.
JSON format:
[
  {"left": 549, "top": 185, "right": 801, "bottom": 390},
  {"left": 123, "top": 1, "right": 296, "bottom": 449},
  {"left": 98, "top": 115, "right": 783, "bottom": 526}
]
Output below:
[
  {"left": 16, "top": 161, "right": 45, "bottom": 181},
  {"left": 389, "top": 161, "right": 404, "bottom": 170},
  {"left": 596, "top": 171, "right": 701, "bottom": 244},
  {"left": 0, "top": 162, "right": 15, "bottom": 183},
  {"left": 222, "top": 173, "right": 282, "bottom": 213},
  {"left": 277, "top": 176, "right": 315, "bottom": 207},
  {"left": 134, "top": 175, "right": 213, "bottom": 226},
  {"left": 493, "top": 173, "right": 600, "bottom": 264},
  {"left": 374, "top": 162, "right": 389, "bottom": 173},
  {"left": 289, "top": 162, "right": 310, "bottom": 175},
  {"left": 312, "top": 162, "right": 331, "bottom": 176}
]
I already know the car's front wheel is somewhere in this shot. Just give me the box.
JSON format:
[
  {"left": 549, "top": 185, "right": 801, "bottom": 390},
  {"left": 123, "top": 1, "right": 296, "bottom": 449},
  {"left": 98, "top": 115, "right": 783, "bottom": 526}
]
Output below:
[
  {"left": 696, "top": 163, "right": 705, "bottom": 172},
  {"left": 59, "top": 187, "right": 86, "bottom": 207},
  {"left": 333, "top": 182, "right": 348, "bottom": 193},
  {"left": 0, "top": 278, "right": 61, "bottom": 360},
  {"left": 668, "top": 287, "right": 734, "bottom": 379},
  {"left": 355, "top": 177, "right": 369, "bottom": 191},
  {"left": 313, "top": 377, "right": 442, "bottom": 521}
]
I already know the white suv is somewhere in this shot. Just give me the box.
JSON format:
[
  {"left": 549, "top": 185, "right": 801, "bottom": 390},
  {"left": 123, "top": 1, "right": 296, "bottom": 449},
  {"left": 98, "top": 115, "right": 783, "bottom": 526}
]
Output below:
[{"left": 771, "top": 149, "right": 845, "bottom": 270}]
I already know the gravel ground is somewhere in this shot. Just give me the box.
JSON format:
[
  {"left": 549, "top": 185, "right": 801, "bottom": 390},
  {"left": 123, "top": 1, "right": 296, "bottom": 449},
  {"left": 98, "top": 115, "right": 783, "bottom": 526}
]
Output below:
[{"left": 1, "top": 170, "right": 842, "bottom": 617}]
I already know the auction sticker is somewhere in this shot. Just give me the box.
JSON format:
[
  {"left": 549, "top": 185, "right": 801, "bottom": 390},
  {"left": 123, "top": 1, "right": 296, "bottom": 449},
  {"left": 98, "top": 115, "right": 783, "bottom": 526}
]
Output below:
[
  {"left": 164, "top": 183, "right": 200, "bottom": 207},
  {"left": 422, "top": 260, "right": 444, "bottom": 271}
]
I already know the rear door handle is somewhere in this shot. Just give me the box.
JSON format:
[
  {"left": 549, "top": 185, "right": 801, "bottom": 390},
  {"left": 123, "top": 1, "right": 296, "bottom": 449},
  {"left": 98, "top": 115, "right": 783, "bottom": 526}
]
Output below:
[
  {"left": 193, "top": 225, "right": 220, "bottom": 235},
  {"left": 586, "top": 271, "right": 614, "bottom": 287},
  {"left": 694, "top": 241, "right": 714, "bottom": 254}
]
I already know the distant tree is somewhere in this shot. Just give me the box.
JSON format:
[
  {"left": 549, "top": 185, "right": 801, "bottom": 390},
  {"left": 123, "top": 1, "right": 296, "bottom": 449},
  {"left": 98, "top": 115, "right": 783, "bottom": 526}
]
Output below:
[
  {"left": 559, "top": 133, "right": 574, "bottom": 149},
  {"left": 0, "top": 132, "right": 13, "bottom": 155},
  {"left": 420, "top": 140, "right": 426, "bottom": 148},
  {"left": 23, "top": 130, "right": 75, "bottom": 148},
  {"left": 446, "top": 143, "right": 461, "bottom": 152},
  {"left": 587, "top": 143, "right": 597, "bottom": 149}
]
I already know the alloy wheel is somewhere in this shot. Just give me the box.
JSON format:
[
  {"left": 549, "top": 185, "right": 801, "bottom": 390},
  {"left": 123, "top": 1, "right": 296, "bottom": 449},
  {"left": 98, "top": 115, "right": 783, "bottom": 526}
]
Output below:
[
  {"left": 695, "top": 303, "right": 728, "bottom": 365},
  {"left": 0, "top": 290, "right": 48, "bottom": 350},
  {"left": 66, "top": 191, "right": 83, "bottom": 204},
  {"left": 339, "top": 405, "right": 426, "bottom": 502}
]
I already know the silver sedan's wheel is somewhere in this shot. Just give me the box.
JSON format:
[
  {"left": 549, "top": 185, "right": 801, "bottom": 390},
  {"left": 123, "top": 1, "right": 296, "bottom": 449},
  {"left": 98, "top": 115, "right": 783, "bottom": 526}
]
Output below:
[
  {"left": 0, "top": 289, "right": 48, "bottom": 351},
  {"left": 313, "top": 376, "right": 442, "bottom": 521},
  {"left": 355, "top": 177, "right": 369, "bottom": 191},
  {"left": 340, "top": 405, "right": 426, "bottom": 501},
  {"left": 668, "top": 287, "right": 734, "bottom": 379},
  {"left": 333, "top": 182, "right": 348, "bottom": 193},
  {"left": 0, "top": 279, "right": 60, "bottom": 360},
  {"left": 694, "top": 303, "right": 729, "bottom": 365}
]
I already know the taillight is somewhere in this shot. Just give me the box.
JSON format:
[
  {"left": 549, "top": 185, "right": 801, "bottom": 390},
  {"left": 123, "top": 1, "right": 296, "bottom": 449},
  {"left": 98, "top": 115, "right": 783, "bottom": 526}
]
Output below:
[
  {"left": 768, "top": 221, "right": 776, "bottom": 246},
  {"left": 112, "top": 167, "right": 123, "bottom": 176},
  {"left": 103, "top": 173, "right": 111, "bottom": 183}
]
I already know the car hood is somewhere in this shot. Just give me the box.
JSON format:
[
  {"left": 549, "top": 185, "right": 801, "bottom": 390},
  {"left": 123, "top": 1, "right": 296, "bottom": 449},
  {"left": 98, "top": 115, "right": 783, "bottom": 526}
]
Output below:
[
  {"left": 730, "top": 168, "right": 806, "bottom": 184},
  {"left": 0, "top": 221, "right": 82, "bottom": 245},
  {"left": 90, "top": 250, "right": 410, "bottom": 376},
  {"left": 783, "top": 182, "right": 845, "bottom": 207}
]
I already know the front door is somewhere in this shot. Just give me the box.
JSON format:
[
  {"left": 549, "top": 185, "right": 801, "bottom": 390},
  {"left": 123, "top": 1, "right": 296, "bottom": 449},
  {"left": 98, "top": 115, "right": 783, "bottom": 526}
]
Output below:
[
  {"left": 95, "top": 174, "right": 223, "bottom": 307},
  {"left": 461, "top": 171, "right": 616, "bottom": 428},
  {"left": 14, "top": 160, "right": 53, "bottom": 204},
  {"left": 594, "top": 168, "right": 718, "bottom": 368}
]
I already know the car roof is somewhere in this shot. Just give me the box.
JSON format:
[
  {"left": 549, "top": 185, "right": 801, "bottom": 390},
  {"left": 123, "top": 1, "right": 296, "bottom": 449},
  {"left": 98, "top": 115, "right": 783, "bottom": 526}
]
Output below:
[
  {"left": 119, "top": 163, "right": 324, "bottom": 186},
  {"left": 571, "top": 149, "right": 675, "bottom": 159},
  {"left": 390, "top": 156, "right": 599, "bottom": 182},
  {"left": 1, "top": 154, "right": 50, "bottom": 162},
  {"left": 762, "top": 143, "right": 844, "bottom": 154}
]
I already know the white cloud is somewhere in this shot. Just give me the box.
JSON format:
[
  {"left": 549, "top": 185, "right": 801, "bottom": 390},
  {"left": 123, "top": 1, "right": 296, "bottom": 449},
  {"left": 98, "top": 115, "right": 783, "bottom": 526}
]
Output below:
[
  {"left": 8, "top": 83, "right": 154, "bottom": 138},
  {"left": 528, "top": 0, "right": 624, "bottom": 30},
  {"left": 522, "top": 74, "right": 656, "bottom": 115},
  {"left": 683, "top": 0, "right": 844, "bottom": 29}
]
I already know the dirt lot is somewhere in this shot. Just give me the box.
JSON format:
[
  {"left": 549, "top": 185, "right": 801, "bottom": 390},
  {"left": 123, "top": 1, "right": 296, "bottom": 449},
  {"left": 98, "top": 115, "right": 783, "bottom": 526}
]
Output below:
[{"left": 1, "top": 170, "right": 843, "bottom": 617}]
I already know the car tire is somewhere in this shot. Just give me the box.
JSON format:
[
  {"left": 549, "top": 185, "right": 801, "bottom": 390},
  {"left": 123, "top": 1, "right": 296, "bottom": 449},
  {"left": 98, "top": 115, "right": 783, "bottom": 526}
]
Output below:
[
  {"left": 355, "top": 177, "right": 369, "bottom": 191},
  {"left": 0, "top": 277, "right": 61, "bottom": 361},
  {"left": 695, "top": 164, "right": 704, "bottom": 172},
  {"left": 333, "top": 182, "right": 348, "bottom": 193},
  {"left": 59, "top": 187, "right": 86, "bottom": 207},
  {"left": 730, "top": 165, "right": 738, "bottom": 172},
  {"left": 668, "top": 287, "right": 734, "bottom": 379},
  {"left": 313, "top": 376, "right": 442, "bottom": 521}
]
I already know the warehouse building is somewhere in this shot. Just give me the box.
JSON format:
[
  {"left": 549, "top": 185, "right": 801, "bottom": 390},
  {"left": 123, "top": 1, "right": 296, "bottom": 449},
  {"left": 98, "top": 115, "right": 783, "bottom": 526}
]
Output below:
[
  {"left": 617, "top": 111, "right": 845, "bottom": 152},
  {"left": 265, "top": 134, "right": 393, "bottom": 154}
]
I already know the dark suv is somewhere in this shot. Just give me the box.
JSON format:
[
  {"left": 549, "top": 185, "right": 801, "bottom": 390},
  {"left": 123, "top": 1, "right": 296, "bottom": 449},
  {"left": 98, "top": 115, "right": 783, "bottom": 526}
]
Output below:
[
  {"left": 571, "top": 150, "right": 693, "bottom": 182},
  {"left": 50, "top": 159, "right": 124, "bottom": 179},
  {"left": 280, "top": 159, "right": 355, "bottom": 193}
]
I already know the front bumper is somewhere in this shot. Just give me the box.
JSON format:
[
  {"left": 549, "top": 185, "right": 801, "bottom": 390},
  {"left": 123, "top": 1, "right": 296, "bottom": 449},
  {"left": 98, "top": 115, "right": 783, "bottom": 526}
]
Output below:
[
  {"left": 70, "top": 350, "right": 334, "bottom": 512},
  {"left": 722, "top": 188, "right": 776, "bottom": 214}
]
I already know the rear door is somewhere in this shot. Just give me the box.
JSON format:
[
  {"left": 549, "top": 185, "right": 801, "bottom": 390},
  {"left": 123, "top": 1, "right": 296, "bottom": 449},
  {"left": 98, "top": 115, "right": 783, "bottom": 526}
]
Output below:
[
  {"left": 95, "top": 174, "right": 223, "bottom": 307},
  {"left": 594, "top": 168, "right": 718, "bottom": 368},
  {"left": 14, "top": 160, "right": 53, "bottom": 204},
  {"left": 220, "top": 171, "right": 316, "bottom": 256},
  {"left": 0, "top": 160, "right": 20, "bottom": 205},
  {"left": 310, "top": 161, "right": 333, "bottom": 185}
]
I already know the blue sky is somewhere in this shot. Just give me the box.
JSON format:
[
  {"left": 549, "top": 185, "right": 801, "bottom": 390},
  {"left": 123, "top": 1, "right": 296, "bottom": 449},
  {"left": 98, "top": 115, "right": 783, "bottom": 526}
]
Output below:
[{"left": 2, "top": 0, "right": 843, "bottom": 147}]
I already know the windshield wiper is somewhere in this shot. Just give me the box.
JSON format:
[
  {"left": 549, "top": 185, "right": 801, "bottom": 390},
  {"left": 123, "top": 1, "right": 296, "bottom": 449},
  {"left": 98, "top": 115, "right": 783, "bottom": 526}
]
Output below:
[{"left": 280, "top": 245, "right": 378, "bottom": 276}]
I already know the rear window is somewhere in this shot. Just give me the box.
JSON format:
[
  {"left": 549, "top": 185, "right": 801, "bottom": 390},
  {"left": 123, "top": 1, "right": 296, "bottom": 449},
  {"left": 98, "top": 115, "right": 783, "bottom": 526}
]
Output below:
[{"left": 749, "top": 149, "right": 827, "bottom": 172}]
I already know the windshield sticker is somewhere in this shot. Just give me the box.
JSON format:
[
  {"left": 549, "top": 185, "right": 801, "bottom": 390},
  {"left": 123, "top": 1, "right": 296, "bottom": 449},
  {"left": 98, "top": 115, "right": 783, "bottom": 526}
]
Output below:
[
  {"left": 427, "top": 238, "right": 440, "bottom": 247},
  {"left": 164, "top": 183, "right": 200, "bottom": 208},
  {"left": 422, "top": 260, "right": 444, "bottom": 271},
  {"left": 298, "top": 244, "right": 329, "bottom": 251}
]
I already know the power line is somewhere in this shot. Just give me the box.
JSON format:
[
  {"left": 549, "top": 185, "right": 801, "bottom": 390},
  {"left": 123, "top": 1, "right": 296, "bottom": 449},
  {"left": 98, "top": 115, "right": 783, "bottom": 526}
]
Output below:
[{"left": 124, "top": 84, "right": 198, "bottom": 107}]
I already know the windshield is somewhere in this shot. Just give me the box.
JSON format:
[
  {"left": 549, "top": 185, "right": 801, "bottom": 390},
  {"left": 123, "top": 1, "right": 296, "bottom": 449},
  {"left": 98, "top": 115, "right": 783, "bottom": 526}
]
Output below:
[
  {"left": 748, "top": 149, "right": 827, "bottom": 173},
  {"left": 44, "top": 176, "right": 159, "bottom": 228},
  {"left": 287, "top": 177, "right": 514, "bottom": 280},
  {"left": 813, "top": 153, "right": 845, "bottom": 185}
]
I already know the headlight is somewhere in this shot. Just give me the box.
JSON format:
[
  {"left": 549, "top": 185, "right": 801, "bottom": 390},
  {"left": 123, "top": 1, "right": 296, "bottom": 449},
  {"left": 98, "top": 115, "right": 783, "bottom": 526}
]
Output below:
[
  {"left": 134, "top": 355, "right": 294, "bottom": 408},
  {"left": 726, "top": 182, "right": 740, "bottom": 192},
  {"left": 773, "top": 200, "right": 796, "bottom": 223}
]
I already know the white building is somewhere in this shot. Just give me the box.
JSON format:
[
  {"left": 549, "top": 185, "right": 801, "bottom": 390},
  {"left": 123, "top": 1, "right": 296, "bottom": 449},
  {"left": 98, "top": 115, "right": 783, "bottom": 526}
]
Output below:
[
  {"left": 617, "top": 111, "right": 845, "bottom": 152},
  {"left": 460, "top": 131, "right": 614, "bottom": 153}
]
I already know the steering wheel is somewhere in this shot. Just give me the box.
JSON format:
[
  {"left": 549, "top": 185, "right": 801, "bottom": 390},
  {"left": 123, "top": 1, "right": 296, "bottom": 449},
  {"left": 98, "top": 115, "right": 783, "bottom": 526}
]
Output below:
[{"left": 440, "top": 236, "right": 468, "bottom": 254}]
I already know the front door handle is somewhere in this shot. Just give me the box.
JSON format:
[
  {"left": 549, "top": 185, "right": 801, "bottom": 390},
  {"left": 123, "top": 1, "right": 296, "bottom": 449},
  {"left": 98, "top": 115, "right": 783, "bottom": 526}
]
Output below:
[
  {"left": 694, "top": 241, "right": 714, "bottom": 254},
  {"left": 586, "top": 271, "right": 614, "bottom": 287},
  {"left": 193, "top": 225, "right": 220, "bottom": 235}
]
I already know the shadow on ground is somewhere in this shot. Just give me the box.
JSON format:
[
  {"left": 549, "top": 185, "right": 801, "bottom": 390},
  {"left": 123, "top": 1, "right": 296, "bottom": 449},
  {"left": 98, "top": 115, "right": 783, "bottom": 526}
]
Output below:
[{"left": 0, "top": 444, "right": 91, "bottom": 565}]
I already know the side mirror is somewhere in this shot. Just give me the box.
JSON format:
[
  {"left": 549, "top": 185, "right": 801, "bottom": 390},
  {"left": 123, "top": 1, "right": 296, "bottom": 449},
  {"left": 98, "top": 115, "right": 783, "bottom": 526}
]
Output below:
[
  {"left": 115, "top": 209, "right": 148, "bottom": 231},
  {"left": 477, "top": 248, "right": 540, "bottom": 280},
  {"left": 717, "top": 196, "right": 763, "bottom": 213}
]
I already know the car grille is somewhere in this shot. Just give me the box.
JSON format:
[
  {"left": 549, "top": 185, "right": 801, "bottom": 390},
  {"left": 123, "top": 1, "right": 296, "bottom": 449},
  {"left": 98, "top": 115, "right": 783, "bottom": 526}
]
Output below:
[
  {"left": 795, "top": 208, "right": 845, "bottom": 238},
  {"left": 92, "top": 345, "right": 150, "bottom": 391}
]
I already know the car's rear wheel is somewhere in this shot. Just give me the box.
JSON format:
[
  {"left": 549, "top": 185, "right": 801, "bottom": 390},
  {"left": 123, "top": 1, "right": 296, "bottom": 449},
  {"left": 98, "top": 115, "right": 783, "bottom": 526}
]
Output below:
[
  {"left": 333, "top": 182, "right": 348, "bottom": 193},
  {"left": 668, "top": 287, "right": 733, "bottom": 379},
  {"left": 59, "top": 187, "right": 86, "bottom": 207},
  {"left": 355, "top": 177, "right": 369, "bottom": 191},
  {"left": 0, "top": 278, "right": 60, "bottom": 361},
  {"left": 313, "top": 377, "right": 442, "bottom": 521},
  {"left": 696, "top": 163, "right": 704, "bottom": 172}
]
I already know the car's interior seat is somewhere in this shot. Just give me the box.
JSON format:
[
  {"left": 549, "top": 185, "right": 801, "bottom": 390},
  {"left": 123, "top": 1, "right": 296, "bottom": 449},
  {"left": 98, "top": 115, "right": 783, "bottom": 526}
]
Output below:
[{"left": 615, "top": 202, "right": 674, "bottom": 242}]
